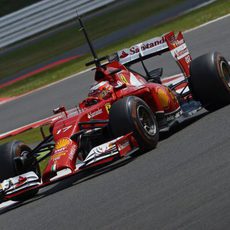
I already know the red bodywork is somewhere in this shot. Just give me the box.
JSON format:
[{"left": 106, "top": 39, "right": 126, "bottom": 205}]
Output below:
[
  {"left": 43, "top": 30, "right": 191, "bottom": 182},
  {"left": 1, "top": 31, "right": 193, "bottom": 200},
  {"left": 42, "top": 64, "right": 181, "bottom": 182}
]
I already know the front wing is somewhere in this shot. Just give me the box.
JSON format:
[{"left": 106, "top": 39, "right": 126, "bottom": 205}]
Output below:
[{"left": 0, "top": 133, "right": 138, "bottom": 203}]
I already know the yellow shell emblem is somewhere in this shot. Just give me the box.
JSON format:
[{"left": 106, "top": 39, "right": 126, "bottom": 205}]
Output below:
[
  {"left": 157, "top": 88, "right": 170, "bottom": 108},
  {"left": 55, "top": 138, "right": 71, "bottom": 150}
]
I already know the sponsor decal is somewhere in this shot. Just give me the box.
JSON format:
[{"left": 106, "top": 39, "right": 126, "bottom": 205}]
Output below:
[
  {"left": 85, "top": 141, "right": 117, "bottom": 161},
  {"left": 56, "top": 125, "right": 73, "bottom": 135},
  {"left": 68, "top": 145, "right": 77, "bottom": 160},
  {"left": 54, "top": 148, "right": 66, "bottom": 153},
  {"left": 119, "top": 50, "right": 129, "bottom": 59},
  {"left": 15, "top": 176, "right": 27, "bottom": 188},
  {"left": 55, "top": 138, "right": 71, "bottom": 150},
  {"left": 119, "top": 74, "right": 129, "bottom": 84},
  {"left": 2, "top": 180, "right": 11, "bottom": 190},
  {"left": 166, "top": 110, "right": 182, "bottom": 122},
  {"left": 129, "top": 37, "right": 166, "bottom": 55},
  {"left": 52, "top": 152, "right": 66, "bottom": 160},
  {"left": 107, "top": 142, "right": 115, "bottom": 151},
  {"left": 117, "top": 36, "right": 168, "bottom": 64},
  {"left": 105, "top": 103, "right": 111, "bottom": 114},
  {"left": 87, "top": 108, "right": 103, "bottom": 119},
  {"left": 157, "top": 88, "right": 170, "bottom": 109},
  {"left": 166, "top": 33, "right": 176, "bottom": 45},
  {"left": 171, "top": 44, "right": 189, "bottom": 60},
  {"left": 166, "top": 32, "right": 184, "bottom": 48},
  {"left": 175, "top": 48, "right": 188, "bottom": 59},
  {"left": 100, "top": 90, "right": 108, "bottom": 99},
  {"left": 114, "top": 80, "right": 124, "bottom": 89},
  {"left": 185, "top": 55, "right": 192, "bottom": 64},
  {"left": 177, "top": 39, "right": 184, "bottom": 46},
  {"left": 118, "top": 140, "right": 129, "bottom": 151}
]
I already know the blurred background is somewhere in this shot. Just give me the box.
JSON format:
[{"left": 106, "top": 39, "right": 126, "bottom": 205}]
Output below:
[{"left": 0, "top": 0, "right": 229, "bottom": 99}]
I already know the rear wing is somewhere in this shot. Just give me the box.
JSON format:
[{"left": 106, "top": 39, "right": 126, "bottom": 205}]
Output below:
[{"left": 110, "top": 31, "right": 192, "bottom": 77}]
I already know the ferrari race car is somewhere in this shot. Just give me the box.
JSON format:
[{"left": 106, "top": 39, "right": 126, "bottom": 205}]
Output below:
[{"left": 1, "top": 17, "right": 230, "bottom": 203}]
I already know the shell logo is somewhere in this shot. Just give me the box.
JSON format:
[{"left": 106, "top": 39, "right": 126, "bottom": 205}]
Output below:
[
  {"left": 55, "top": 138, "right": 71, "bottom": 150},
  {"left": 157, "top": 88, "right": 170, "bottom": 108},
  {"left": 52, "top": 152, "right": 66, "bottom": 160}
]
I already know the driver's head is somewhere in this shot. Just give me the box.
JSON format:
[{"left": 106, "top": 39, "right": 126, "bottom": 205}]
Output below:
[{"left": 88, "top": 81, "right": 113, "bottom": 99}]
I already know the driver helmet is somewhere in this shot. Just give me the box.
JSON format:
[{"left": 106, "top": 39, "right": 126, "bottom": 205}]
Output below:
[{"left": 88, "top": 81, "right": 113, "bottom": 99}]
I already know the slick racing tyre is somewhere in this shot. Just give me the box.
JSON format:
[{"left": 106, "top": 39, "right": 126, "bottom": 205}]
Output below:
[
  {"left": 109, "top": 96, "right": 159, "bottom": 151},
  {"left": 189, "top": 52, "right": 230, "bottom": 111},
  {"left": 0, "top": 141, "right": 40, "bottom": 201}
]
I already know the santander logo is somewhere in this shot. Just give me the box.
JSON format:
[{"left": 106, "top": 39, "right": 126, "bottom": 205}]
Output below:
[
  {"left": 119, "top": 37, "right": 166, "bottom": 59},
  {"left": 130, "top": 37, "right": 166, "bottom": 55},
  {"left": 119, "top": 51, "right": 129, "bottom": 59}
]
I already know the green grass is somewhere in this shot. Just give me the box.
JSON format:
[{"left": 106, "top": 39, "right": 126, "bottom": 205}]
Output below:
[
  {"left": 0, "top": 56, "right": 91, "bottom": 96},
  {"left": 0, "top": 0, "right": 182, "bottom": 80},
  {"left": 0, "top": 0, "right": 229, "bottom": 98},
  {"left": 96, "top": 0, "right": 230, "bottom": 57},
  {"left": 38, "top": 154, "right": 50, "bottom": 174},
  {"left": 0, "top": 126, "right": 51, "bottom": 172},
  {"left": 0, "top": 126, "right": 49, "bottom": 145}
]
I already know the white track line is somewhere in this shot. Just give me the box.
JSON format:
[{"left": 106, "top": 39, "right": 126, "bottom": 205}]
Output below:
[{"left": 185, "top": 13, "right": 230, "bottom": 33}]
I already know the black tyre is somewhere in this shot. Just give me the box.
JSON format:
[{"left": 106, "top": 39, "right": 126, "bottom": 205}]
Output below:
[
  {"left": 109, "top": 96, "right": 159, "bottom": 151},
  {"left": 0, "top": 141, "right": 40, "bottom": 201},
  {"left": 189, "top": 52, "right": 230, "bottom": 111}
]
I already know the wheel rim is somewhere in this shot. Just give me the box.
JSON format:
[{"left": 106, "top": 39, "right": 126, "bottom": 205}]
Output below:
[
  {"left": 137, "top": 105, "right": 157, "bottom": 136},
  {"left": 220, "top": 60, "right": 230, "bottom": 87}
]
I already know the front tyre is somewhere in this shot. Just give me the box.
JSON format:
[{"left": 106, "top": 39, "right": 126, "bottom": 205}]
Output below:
[
  {"left": 109, "top": 96, "right": 159, "bottom": 151},
  {"left": 0, "top": 141, "right": 40, "bottom": 201},
  {"left": 189, "top": 52, "right": 230, "bottom": 111}
]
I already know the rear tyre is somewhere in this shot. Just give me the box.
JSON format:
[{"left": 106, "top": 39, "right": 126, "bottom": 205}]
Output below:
[
  {"left": 0, "top": 141, "right": 40, "bottom": 201},
  {"left": 189, "top": 52, "right": 230, "bottom": 111},
  {"left": 109, "top": 96, "right": 159, "bottom": 151}
]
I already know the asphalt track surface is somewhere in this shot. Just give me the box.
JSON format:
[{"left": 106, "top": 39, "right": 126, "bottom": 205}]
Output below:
[{"left": 1, "top": 15, "right": 230, "bottom": 230}]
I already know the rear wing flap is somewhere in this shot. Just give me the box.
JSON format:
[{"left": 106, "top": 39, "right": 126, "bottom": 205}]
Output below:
[{"left": 109, "top": 31, "right": 192, "bottom": 77}]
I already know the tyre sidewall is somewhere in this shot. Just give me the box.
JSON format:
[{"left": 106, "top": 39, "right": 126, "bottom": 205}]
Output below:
[
  {"left": 128, "top": 97, "right": 158, "bottom": 147},
  {"left": 109, "top": 96, "right": 159, "bottom": 151},
  {"left": 189, "top": 52, "right": 230, "bottom": 110},
  {"left": 0, "top": 141, "right": 40, "bottom": 201}
]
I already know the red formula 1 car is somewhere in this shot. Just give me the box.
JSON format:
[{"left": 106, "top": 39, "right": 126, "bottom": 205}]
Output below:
[{"left": 1, "top": 17, "right": 230, "bottom": 203}]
